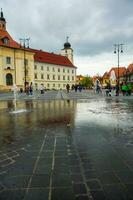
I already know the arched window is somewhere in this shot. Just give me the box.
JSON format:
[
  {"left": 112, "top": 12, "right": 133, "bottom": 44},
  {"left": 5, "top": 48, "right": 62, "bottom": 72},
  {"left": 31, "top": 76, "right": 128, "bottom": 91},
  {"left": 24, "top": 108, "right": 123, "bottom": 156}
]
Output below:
[{"left": 6, "top": 73, "right": 13, "bottom": 86}]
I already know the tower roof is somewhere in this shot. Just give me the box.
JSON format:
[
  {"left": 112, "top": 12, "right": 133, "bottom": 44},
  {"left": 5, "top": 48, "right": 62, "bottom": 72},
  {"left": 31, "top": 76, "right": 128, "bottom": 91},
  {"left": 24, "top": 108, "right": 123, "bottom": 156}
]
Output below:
[
  {"left": 64, "top": 42, "right": 71, "bottom": 48},
  {"left": 30, "top": 48, "right": 76, "bottom": 68},
  {"left": 64, "top": 36, "right": 71, "bottom": 49}
]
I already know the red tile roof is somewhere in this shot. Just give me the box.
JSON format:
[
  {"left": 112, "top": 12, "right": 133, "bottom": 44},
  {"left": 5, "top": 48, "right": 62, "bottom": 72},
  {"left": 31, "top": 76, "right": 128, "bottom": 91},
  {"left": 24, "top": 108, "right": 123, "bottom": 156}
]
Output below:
[
  {"left": 102, "top": 71, "right": 109, "bottom": 79},
  {"left": 30, "top": 49, "right": 76, "bottom": 68},
  {"left": 0, "top": 30, "right": 76, "bottom": 68},
  {"left": 109, "top": 67, "right": 126, "bottom": 78},
  {"left": 127, "top": 63, "right": 133, "bottom": 73},
  {"left": 0, "top": 29, "right": 20, "bottom": 48}
]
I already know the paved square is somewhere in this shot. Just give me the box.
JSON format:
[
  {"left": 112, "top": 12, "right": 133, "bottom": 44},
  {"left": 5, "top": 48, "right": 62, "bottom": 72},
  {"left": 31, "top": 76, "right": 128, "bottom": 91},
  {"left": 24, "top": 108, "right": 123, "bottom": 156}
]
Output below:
[{"left": 0, "top": 97, "right": 133, "bottom": 200}]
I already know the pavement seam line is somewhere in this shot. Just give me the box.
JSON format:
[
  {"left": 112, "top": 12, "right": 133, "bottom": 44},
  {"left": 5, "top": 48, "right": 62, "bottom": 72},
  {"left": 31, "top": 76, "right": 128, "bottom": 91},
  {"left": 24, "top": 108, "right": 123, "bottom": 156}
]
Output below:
[
  {"left": 73, "top": 142, "right": 94, "bottom": 200},
  {"left": 23, "top": 134, "right": 47, "bottom": 200},
  {"left": 48, "top": 136, "right": 56, "bottom": 200}
]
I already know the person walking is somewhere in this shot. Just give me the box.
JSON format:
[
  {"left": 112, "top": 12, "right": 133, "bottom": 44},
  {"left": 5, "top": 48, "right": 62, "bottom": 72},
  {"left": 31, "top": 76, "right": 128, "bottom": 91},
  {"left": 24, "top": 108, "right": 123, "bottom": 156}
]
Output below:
[
  {"left": 78, "top": 83, "right": 82, "bottom": 92},
  {"left": 40, "top": 84, "right": 45, "bottom": 94},
  {"left": 127, "top": 82, "right": 132, "bottom": 96},
  {"left": 66, "top": 84, "right": 70, "bottom": 93},
  {"left": 74, "top": 84, "right": 78, "bottom": 92},
  {"left": 115, "top": 83, "right": 119, "bottom": 96},
  {"left": 29, "top": 82, "right": 33, "bottom": 95}
]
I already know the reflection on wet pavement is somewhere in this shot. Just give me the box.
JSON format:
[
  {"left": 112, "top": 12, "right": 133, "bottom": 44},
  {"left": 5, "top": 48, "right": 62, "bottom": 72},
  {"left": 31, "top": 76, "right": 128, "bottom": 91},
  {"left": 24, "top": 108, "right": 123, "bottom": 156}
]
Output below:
[{"left": 0, "top": 99, "right": 133, "bottom": 200}]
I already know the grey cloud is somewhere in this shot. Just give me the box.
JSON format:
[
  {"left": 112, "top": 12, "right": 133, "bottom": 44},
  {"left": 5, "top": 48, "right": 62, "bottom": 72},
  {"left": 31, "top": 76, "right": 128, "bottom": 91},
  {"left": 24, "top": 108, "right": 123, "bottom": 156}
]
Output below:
[{"left": 1, "top": 0, "right": 133, "bottom": 56}]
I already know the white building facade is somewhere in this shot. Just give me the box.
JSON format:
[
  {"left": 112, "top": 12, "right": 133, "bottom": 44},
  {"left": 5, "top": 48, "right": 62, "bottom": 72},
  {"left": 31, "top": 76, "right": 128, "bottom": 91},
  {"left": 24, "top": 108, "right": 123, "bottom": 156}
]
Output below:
[{"left": 32, "top": 45, "right": 76, "bottom": 90}]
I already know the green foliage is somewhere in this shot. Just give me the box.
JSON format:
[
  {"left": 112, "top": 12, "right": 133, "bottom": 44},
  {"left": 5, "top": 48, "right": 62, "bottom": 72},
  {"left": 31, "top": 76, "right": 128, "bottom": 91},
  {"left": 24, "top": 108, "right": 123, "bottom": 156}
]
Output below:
[{"left": 81, "top": 76, "right": 93, "bottom": 88}]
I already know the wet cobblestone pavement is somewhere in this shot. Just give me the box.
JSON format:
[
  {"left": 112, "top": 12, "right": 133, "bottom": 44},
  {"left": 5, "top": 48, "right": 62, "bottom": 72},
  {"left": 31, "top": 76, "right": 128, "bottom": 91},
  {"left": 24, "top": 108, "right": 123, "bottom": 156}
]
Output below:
[{"left": 0, "top": 95, "right": 133, "bottom": 200}]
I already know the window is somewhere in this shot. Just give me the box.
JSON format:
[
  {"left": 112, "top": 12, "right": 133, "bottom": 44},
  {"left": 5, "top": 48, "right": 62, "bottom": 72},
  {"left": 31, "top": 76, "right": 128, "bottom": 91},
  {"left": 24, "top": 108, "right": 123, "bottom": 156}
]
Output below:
[
  {"left": 24, "top": 59, "right": 28, "bottom": 66},
  {"left": 67, "top": 69, "right": 69, "bottom": 73},
  {"left": 58, "top": 68, "right": 60, "bottom": 72},
  {"left": 34, "top": 73, "right": 37, "bottom": 79},
  {"left": 47, "top": 66, "right": 49, "bottom": 71},
  {"left": 53, "top": 75, "right": 55, "bottom": 80},
  {"left": 41, "top": 66, "right": 43, "bottom": 70},
  {"left": 68, "top": 76, "right": 69, "bottom": 80},
  {"left": 47, "top": 74, "right": 50, "bottom": 80},
  {"left": 53, "top": 83, "right": 55, "bottom": 87},
  {"left": 47, "top": 83, "right": 50, "bottom": 87},
  {"left": 72, "top": 76, "right": 74, "bottom": 81},
  {"left": 63, "top": 69, "right": 65, "bottom": 73},
  {"left": 58, "top": 75, "right": 60, "bottom": 80},
  {"left": 34, "top": 65, "right": 37, "bottom": 70},
  {"left": 63, "top": 75, "right": 65, "bottom": 80},
  {"left": 41, "top": 74, "right": 44, "bottom": 79},
  {"left": 72, "top": 70, "right": 74, "bottom": 74},
  {"left": 52, "top": 67, "right": 55, "bottom": 72},
  {"left": 3, "top": 37, "right": 9, "bottom": 45},
  {"left": 6, "top": 73, "right": 13, "bottom": 85},
  {"left": 6, "top": 57, "right": 11, "bottom": 64}
]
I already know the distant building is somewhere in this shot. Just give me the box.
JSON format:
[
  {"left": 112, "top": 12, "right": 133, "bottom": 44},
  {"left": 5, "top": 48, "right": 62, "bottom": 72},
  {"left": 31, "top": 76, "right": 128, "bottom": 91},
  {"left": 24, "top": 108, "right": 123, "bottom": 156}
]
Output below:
[
  {"left": 102, "top": 72, "right": 110, "bottom": 87},
  {"left": 76, "top": 75, "right": 84, "bottom": 84},
  {"left": 109, "top": 67, "right": 126, "bottom": 86},
  {"left": 123, "top": 63, "right": 133, "bottom": 83}
]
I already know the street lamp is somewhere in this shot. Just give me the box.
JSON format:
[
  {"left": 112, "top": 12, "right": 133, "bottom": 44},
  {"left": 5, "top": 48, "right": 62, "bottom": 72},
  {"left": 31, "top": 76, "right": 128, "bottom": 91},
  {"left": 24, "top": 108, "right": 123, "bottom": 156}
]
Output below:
[
  {"left": 114, "top": 44, "right": 124, "bottom": 95},
  {"left": 19, "top": 38, "right": 30, "bottom": 92}
]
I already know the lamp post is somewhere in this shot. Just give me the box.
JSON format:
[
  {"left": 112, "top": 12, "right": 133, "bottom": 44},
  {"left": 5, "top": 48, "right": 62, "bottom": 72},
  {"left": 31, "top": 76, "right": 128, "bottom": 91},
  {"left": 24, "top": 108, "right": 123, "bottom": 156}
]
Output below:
[
  {"left": 19, "top": 38, "right": 30, "bottom": 92},
  {"left": 114, "top": 44, "right": 124, "bottom": 95}
]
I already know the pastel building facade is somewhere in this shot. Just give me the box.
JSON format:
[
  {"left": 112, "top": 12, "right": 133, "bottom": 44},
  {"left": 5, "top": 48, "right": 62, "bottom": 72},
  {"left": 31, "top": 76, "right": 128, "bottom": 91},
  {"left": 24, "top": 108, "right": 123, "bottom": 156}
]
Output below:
[{"left": 31, "top": 48, "right": 76, "bottom": 90}]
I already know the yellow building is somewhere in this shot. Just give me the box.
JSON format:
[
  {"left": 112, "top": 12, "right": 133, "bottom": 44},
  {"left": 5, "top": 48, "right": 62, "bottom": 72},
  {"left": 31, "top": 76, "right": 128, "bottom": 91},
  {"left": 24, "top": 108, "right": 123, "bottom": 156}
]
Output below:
[
  {"left": 76, "top": 75, "right": 84, "bottom": 84},
  {"left": 0, "top": 10, "right": 76, "bottom": 91},
  {"left": 102, "top": 72, "right": 110, "bottom": 87},
  {"left": 0, "top": 10, "right": 34, "bottom": 91}
]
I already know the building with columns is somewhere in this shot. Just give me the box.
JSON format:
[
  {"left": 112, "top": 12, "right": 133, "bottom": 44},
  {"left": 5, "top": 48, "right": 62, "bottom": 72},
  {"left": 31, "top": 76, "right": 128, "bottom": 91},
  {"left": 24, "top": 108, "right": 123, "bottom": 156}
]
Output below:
[{"left": 0, "top": 10, "right": 76, "bottom": 91}]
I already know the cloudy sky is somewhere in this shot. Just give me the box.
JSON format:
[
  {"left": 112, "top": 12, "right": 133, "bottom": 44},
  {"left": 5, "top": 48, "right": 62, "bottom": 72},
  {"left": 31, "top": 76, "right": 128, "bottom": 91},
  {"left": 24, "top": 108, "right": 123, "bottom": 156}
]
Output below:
[{"left": 1, "top": 0, "right": 133, "bottom": 76}]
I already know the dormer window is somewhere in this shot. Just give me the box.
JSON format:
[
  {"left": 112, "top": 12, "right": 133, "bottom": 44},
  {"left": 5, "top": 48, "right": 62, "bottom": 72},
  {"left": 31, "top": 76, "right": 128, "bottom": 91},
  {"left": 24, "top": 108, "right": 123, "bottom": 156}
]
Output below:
[{"left": 3, "top": 37, "right": 9, "bottom": 45}]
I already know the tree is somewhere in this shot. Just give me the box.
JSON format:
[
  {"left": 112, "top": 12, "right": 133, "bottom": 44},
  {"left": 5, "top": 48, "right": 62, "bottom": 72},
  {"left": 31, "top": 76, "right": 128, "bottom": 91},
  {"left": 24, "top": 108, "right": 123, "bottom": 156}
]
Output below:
[{"left": 81, "top": 76, "right": 93, "bottom": 89}]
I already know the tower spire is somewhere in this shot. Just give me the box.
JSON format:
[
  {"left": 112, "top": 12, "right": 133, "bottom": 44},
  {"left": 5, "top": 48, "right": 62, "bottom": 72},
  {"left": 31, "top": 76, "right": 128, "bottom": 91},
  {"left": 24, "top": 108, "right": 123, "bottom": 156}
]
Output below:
[
  {"left": 1, "top": 8, "right": 3, "bottom": 18},
  {"left": 0, "top": 8, "right": 6, "bottom": 30},
  {"left": 66, "top": 36, "right": 69, "bottom": 43},
  {"left": 0, "top": 8, "right": 5, "bottom": 21}
]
